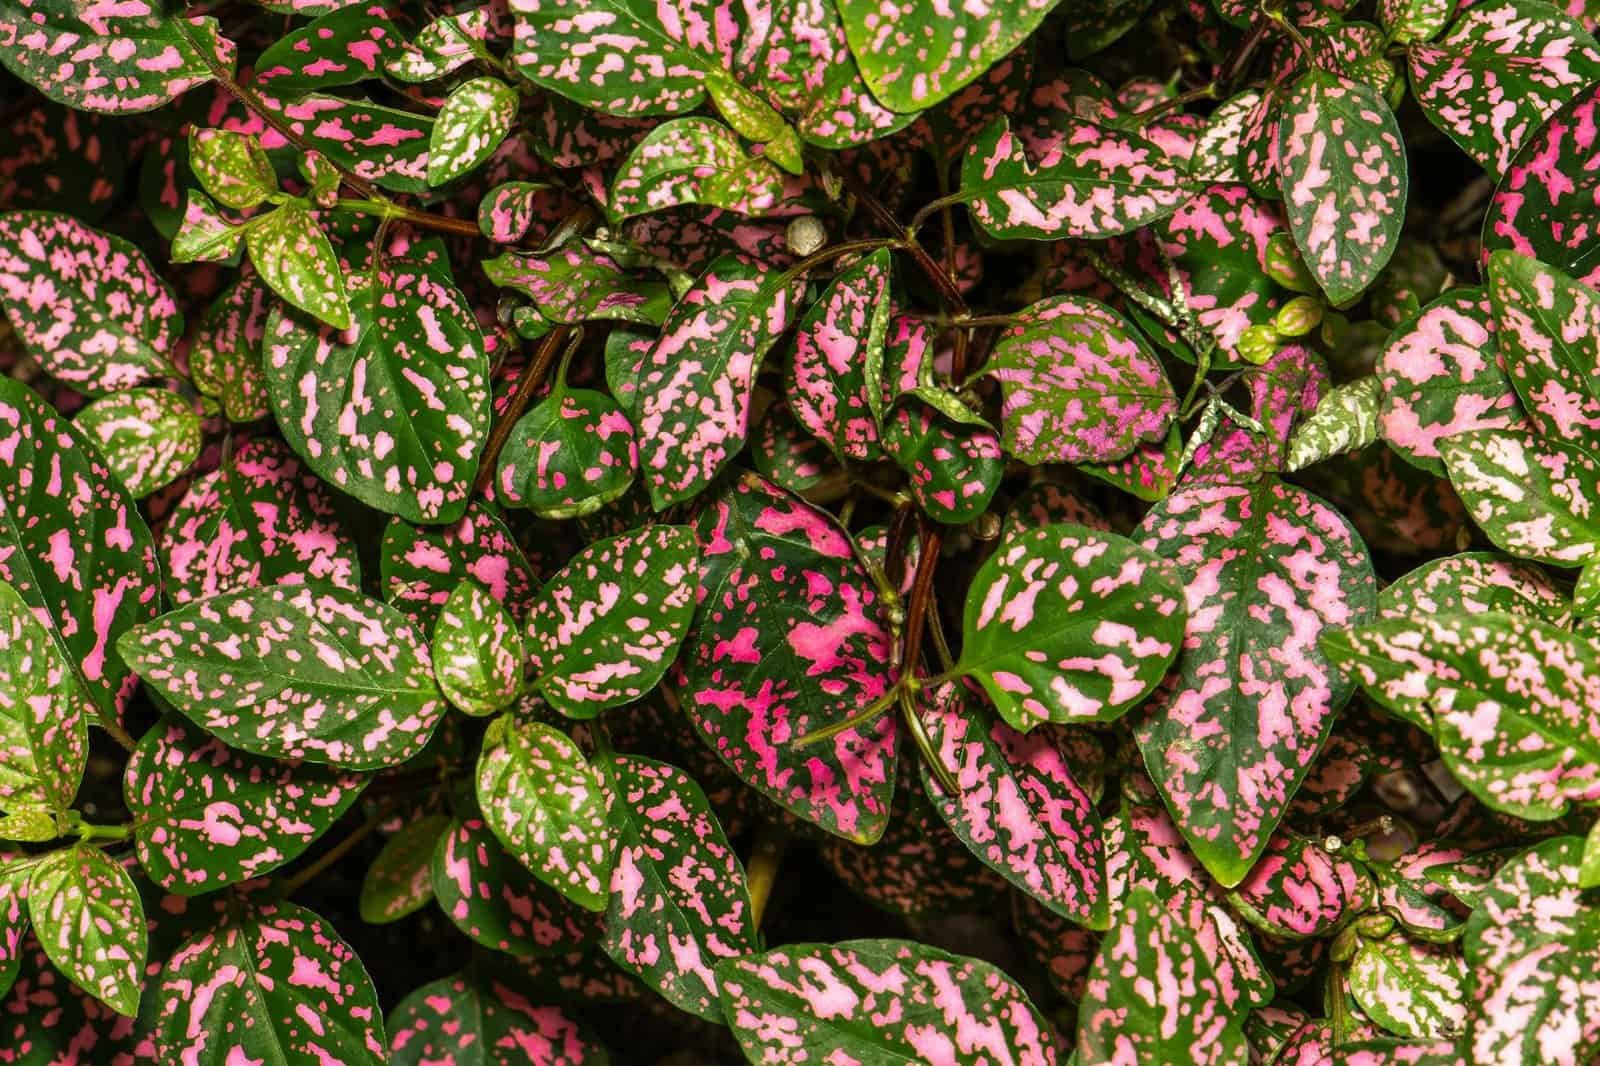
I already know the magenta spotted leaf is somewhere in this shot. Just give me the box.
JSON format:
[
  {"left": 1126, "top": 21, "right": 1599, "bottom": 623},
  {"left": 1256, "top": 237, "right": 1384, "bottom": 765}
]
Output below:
[
  {"left": 785, "top": 249, "right": 892, "bottom": 463},
  {"left": 882, "top": 389, "right": 1006, "bottom": 525},
  {"left": 610, "top": 117, "right": 788, "bottom": 220},
  {"left": 918, "top": 683, "right": 1108, "bottom": 928},
  {"left": 0, "top": 211, "right": 180, "bottom": 394},
  {"left": 0, "top": 581, "right": 90, "bottom": 827},
  {"left": 497, "top": 389, "right": 638, "bottom": 520},
  {"left": 478, "top": 180, "right": 551, "bottom": 244},
  {"left": 635, "top": 254, "right": 805, "bottom": 508},
  {"left": 264, "top": 254, "right": 490, "bottom": 524},
  {"left": 953, "top": 522, "right": 1185, "bottom": 731},
  {"left": 431, "top": 817, "right": 601, "bottom": 956},
  {"left": 1348, "top": 934, "right": 1467, "bottom": 1039},
  {"left": 717, "top": 938, "right": 1059, "bottom": 1064},
  {"left": 752, "top": 400, "right": 842, "bottom": 493},
  {"left": 358, "top": 812, "right": 449, "bottom": 924},
  {"left": 380, "top": 503, "right": 541, "bottom": 629},
  {"left": 1134, "top": 479, "right": 1378, "bottom": 886},
  {"left": 433, "top": 581, "right": 525, "bottom": 717},
  {"left": 429, "top": 77, "right": 520, "bottom": 186},
  {"left": 1277, "top": 71, "right": 1406, "bottom": 304},
  {"left": 155, "top": 899, "right": 387, "bottom": 1064},
  {"left": 1487, "top": 250, "right": 1600, "bottom": 442},
  {"left": 1077, "top": 887, "right": 1250, "bottom": 1065},
  {"left": 162, "top": 437, "right": 361, "bottom": 607},
  {"left": 389, "top": 9, "right": 492, "bottom": 83},
  {"left": 959, "top": 117, "right": 1193, "bottom": 241},
  {"left": 117, "top": 585, "right": 447, "bottom": 771},
  {"left": 486, "top": 242, "right": 671, "bottom": 329},
  {"left": 0, "top": 377, "right": 161, "bottom": 730},
  {"left": 601, "top": 754, "right": 757, "bottom": 1020},
  {"left": 1002, "top": 482, "right": 1111, "bottom": 542},
  {"left": 26, "top": 844, "right": 145, "bottom": 1016},
  {"left": 189, "top": 272, "right": 274, "bottom": 423},
  {"left": 1439, "top": 428, "right": 1600, "bottom": 564},
  {"left": 125, "top": 713, "right": 367, "bottom": 894},
  {"left": 188, "top": 128, "right": 276, "bottom": 212},
  {"left": 526, "top": 525, "right": 697, "bottom": 717},
  {"left": 985, "top": 295, "right": 1177, "bottom": 463},
  {"left": 247, "top": 204, "right": 352, "bottom": 331},
  {"left": 75, "top": 388, "right": 202, "bottom": 499},
  {"left": 388, "top": 970, "right": 607, "bottom": 1065},
  {"left": 679, "top": 474, "right": 897, "bottom": 843},
  {"left": 1409, "top": 0, "right": 1600, "bottom": 180},
  {"left": 257, "top": 8, "right": 404, "bottom": 92},
  {"left": 256, "top": 91, "right": 435, "bottom": 195},
  {"left": 1228, "top": 831, "right": 1371, "bottom": 939}
]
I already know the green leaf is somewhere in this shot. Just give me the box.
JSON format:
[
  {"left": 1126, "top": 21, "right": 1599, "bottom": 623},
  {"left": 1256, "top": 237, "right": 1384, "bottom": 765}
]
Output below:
[
  {"left": 1348, "top": 935, "right": 1467, "bottom": 1039},
  {"left": 257, "top": 8, "right": 404, "bottom": 92},
  {"left": 156, "top": 900, "right": 387, "bottom": 1064},
  {"left": 1440, "top": 428, "right": 1600, "bottom": 565},
  {"left": 75, "top": 388, "right": 203, "bottom": 498},
  {"left": 389, "top": 10, "right": 490, "bottom": 83},
  {"left": 495, "top": 388, "right": 639, "bottom": 519},
  {"left": 189, "top": 273, "right": 273, "bottom": 422},
  {"left": 483, "top": 243, "right": 671, "bottom": 327},
  {"left": 1581, "top": 819, "right": 1600, "bottom": 889},
  {"left": 359, "top": 812, "right": 449, "bottom": 924},
  {"left": 716, "top": 938, "right": 1058, "bottom": 1063},
  {"left": 387, "top": 970, "right": 610, "bottom": 1065},
  {"left": 117, "top": 585, "right": 447, "bottom": 771},
  {"left": 1380, "top": 0, "right": 1451, "bottom": 42},
  {"left": 1487, "top": 249, "right": 1600, "bottom": 442},
  {"left": 1276, "top": 71, "right": 1407, "bottom": 304},
  {"left": 379, "top": 503, "right": 542, "bottom": 630},
  {"left": 247, "top": 204, "right": 352, "bottom": 331},
  {"left": 428, "top": 77, "right": 519, "bottom": 186},
  {"left": 432, "top": 581, "right": 524, "bottom": 717},
  {"left": 126, "top": 713, "right": 367, "bottom": 894},
  {"left": 477, "top": 719, "right": 617, "bottom": 912},
  {"left": 882, "top": 389, "right": 1006, "bottom": 525},
  {"left": 27, "top": 844, "right": 145, "bottom": 1016},
  {"left": 954, "top": 522, "right": 1186, "bottom": 730},
  {"left": 171, "top": 189, "right": 244, "bottom": 264},
  {"left": 0, "top": 581, "right": 89, "bottom": 826},
  {"left": 1286, "top": 375, "right": 1382, "bottom": 470},
  {"left": 527, "top": 525, "right": 698, "bottom": 717},
  {"left": 609, "top": 117, "right": 787, "bottom": 220},
  {"left": 188, "top": 128, "right": 277, "bottom": 211},
  {"left": 263, "top": 254, "right": 490, "bottom": 523}
]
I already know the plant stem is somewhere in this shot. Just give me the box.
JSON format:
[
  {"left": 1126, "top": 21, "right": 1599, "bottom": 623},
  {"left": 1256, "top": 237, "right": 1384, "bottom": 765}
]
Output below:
[
  {"left": 791, "top": 682, "right": 904, "bottom": 749},
  {"left": 472, "top": 320, "right": 575, "bottom": 495},
  {"left": 335, "top": 198, "right": 480, "bottom": 239},
  {"left": 775, "top": 237, "right": 902, "bottom": 292},
  {"left": 835, "top": 167, "right": 970, "bottom": 317},
  {"left": 898, "top": 686, "right": 958, "bottom": 794},
  {"left": 98, "top": 714, "right": 138, "bottom": 754},
  {"left": 71, "top": 819, "right": 132, "bottom": 842},
  {"left": 1136, "top": 82, "right": 1217, "bottom": 126},
  {"left": 746, "top": 824, "right": 787, "bottom": 929}
]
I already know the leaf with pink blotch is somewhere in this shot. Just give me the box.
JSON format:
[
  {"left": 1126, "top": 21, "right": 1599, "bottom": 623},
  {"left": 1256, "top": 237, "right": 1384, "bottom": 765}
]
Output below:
[
  {"left": 1078, "top": 886, "right": 1250, "bottom": 1066},
  {"left": 496, "top": 388, "right": 638, "bottom": 519},
  {"left": 1409, "top": 1, "right": 1600, "bottom": 181},
  {"left": 959, "top": 117, "right": 1194, "bottom": 241},
  {"left": 883, "top": 388, "right": 1005, "bottom": 526},
  {"left": 359, "top": 812, "right": 449, "bottom": 924},
  {"left": 635, "top": 254, "right": 805, "bottom": 508},
  {"left": 0, "top": 580, "right": 90, "bottom": 827},
  {"left": 161, "top": 437, "right": 361, "bottom": 607},
  {"left": 256, "top": 8, "right": 403, "bottom": 92},
  {"left": 954, "top": 522, "right": 1186, "bottom": 732},
  {"left": 1228, "top": 831, "right": 1372, "bottom": 940},
  {"left": 600, "top": 754, "right": 757, "bottom": 1020},
  {"left": 74, "top": 388, "right": 203, "bottom": 499},
  {"left": 1134, "top": 479, "right": 1378, "bottom": 886},
  {"left": 752, "top": 400, "right": 843, "bottom": 494},
  {"left": 0, "top": 7, "right": 229, "bottom": 115},
  {"left": 0, "top": 377, "right": 161, "bottom": 732},
  {"left": 0, "top": 211, "right": 181, "bottom": 394},
  {"left": 678, "top": 473, "right": 898, "bottom": 844},
  {"left": 155, "top": 899, "right": 387, "bottom": 1064},
  {"left": 1439, "top": 428, "right": 1600, "bottom": 564},
  {"left": 380, "top": 502, "right": 542, "bottom": 630},
  {"left": 918, "top": 683, "right": 1109, "bottom": 929},
  {"left": 25, "top": 844, "right": 145, "bottom": 1017},
  {"left": 786, "top": 249, "right": 892, "bottom": 463},
  {"left": 1373, "top": 843, "right": 1499, "bottom": 943},
  {"left": 253, "top": 90, "right": 435, "bottom": 195},
  {"left": 1276, "top": 71, "right": 1406, "bottom": 304},
  {"left": 1002, "top": 482, "right": 1111, "bottom": 543},
  {"left": 388, "top": 9, "right": 494, "bottom": 83},
  {"left": 431, "top": 818, "right": 602, "bottom": 957},
  {"left": 985, "top": 295, "right": 1178, "bottom": 463},
  {"left": 388, "top": 969, "right": 608, "bottom": 1065},
  {"left": 263, "top": 253, "right": 490, "bottom": 524},
  {"left": 118, "top": 584, "right": 447, "bottom": 771},
  {"left": 188, "top": 128, "right": 276, "bottom": 212},
  {"left": 125, "top": 713, "right": 367, "bottom": 895},
  {"left": 609, "top": 117, "right": 788, "bottom": 221},
  {"left": 1381, "top": 0, "right": 1452, "bottom": 42},
  {"left": 478, "top": 181, "right": 552, "bottom": 244},
  {"left": 717, "top": 938, "right": 1060, "bottom": 1065},
  {"left": 1487, "top": 250, "right": 1600, "bottom": 442},
  {"left": 1349, "top": 934, "right": 1468, "bottom": 1039},
  {"left": 525, "top": 525, "right": 697, "bottom": 717},
  {"left": 432, "top": 581, "right": 524, "bottom": 717},
  {"left": 189, "top": 272, "right": 274, "bottom": 422}
]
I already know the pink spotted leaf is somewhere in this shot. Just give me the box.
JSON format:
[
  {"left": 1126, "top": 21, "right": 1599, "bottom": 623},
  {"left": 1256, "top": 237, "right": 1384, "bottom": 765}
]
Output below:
[
  {"left": 388, "top": 10, "right": 493, "bottom": 83},
  {"left": 379, "top": 503, "right": 542, "bottom": 629},
  {"left": 0, "top": 580, "right": 90, "bottom": 825},
  {"left": 1348, "top": 934, "right": 1468, "bottom": 1039},
  {"left": 478, "top": 181, "right": 553, "bottom": 244},
  {"left": 1487, "top": 250, "right": 1600, "bottom": 442},
  {"left": 253, "top": 91, "right": 435, "bottom": 195},
  {"left": 387, "top": 970, "right": 608, "bottom": 1065},
  {"left": 752, "top": 399, "right": 843, "bottom": 494},
  {"left": 117, "top": 584, "right": 447, "bottom": 771},
  {"left": 1227, "top": 831, "right": 1373, "bottom": 940},
  {"left": 1439, "top": 428, "right": 1600, "bottom": 564},
  {"left": 358, "top": 812, "right": 449, "bottom": 924},
  {"left": 785, "top": 248, "right": 892, "bottom": 463},
  {"left": 256, "top": 8, "right": 405, "bottom": 93},
  {"left": 246, "top": 204, "right": 351, "bottom": 331},
  {"left": 1001, "top": 482, "right": 1111, "bottom": 543},
  {"left": 882, "top": 388, "right": 1006, "bottom": 525},
  {"left": 27, "top": 845, "right": 145, "bottom": 1017},
  {"left": 497, "top": 387, "right": 638, "bottom": 519},
  {"left": 428, "top": 77, "right": 520, "bottom": 186},
  {"left": 484, "top": 243, "right": 670, "bottom": 328},
  {"left": 432, "top": 581, "right": 524, "bottom": 717},
  {"left": 609, "top": 117, "right": 789, "bottom": 220},
  {"left": 187, "top": 128, "right": 276, "bottom": 211},
  {"left": 189, "top": 272, "right": 274, "bottom": 422},
  {"left": 75, "top": 388, "right": 203, "bottom": 499},
  {"left": 1381, "top": 0, "right": 1452, "bottom": 41}
]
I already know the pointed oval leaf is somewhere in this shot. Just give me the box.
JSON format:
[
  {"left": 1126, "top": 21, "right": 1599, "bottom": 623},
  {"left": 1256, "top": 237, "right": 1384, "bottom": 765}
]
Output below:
[
  {"left": 359, "top": 812, "right": 449, "bottom": 924},
  {"left": 485, "top": 243, "right": 670, "bottom": 328},
  {"left": 479, "top": 180, "right": 552, "bottom": 243},
  {"left": 1348, "top": 935, "right": 1467, "bottom": 1039},
  {"left": 380, "top": 503, "right": 541, "bottom": 629},
  {"left": 190, "top": 272, "right": 274, "bottom": 423},
  {"left": 1229, "top": 831, "right": 1370, "bottom": 939},
  {"left": 954, "top": 522, "right": 1185, "bottom": 731},
  {"left": 429, "top": 77, "right": 519, "bottom": 185},
  {"left": 388, "top": 971, "right": 608, "bottom": 1065},
  {"left": 1286, "top": 376, "right": 1383, "bottom": 471},
  {"left": 882, "top": 392, "right": 1006, "bottom": 525},
  {"left": 389, "top": 10, "right": 491, "bottom": 82},
  {"left": 257, "top": 8, "right": 404, "bottom": 92},
  {"left": 752, "top": 400, "right": 842, "bottom": 493},
  {"left": 117, "top": 585, "right": 446, "bottom": 770},
  {"left": 433, "top": 581, "right": 524, "bottom": 717},
  {"left": 496, "top": 388, "right": 638, "bottom": 519},
  {"left": 786, "top": 249, "right": 892, "bottom": 462},
  {"left": 610, "top": 117, "right": 787, "bottom": 220},
  {"left": 1440, "top": 428, "right": 1600, "bottom": 564},
  {"left": 28, "top": 845, "right": 145, "bottom": 1017},
  {"left": 1488, "top": 250, "right": 1600, "bottom": 441},
  {"left": 189, "top": 128, "right": 276, "bottom": 211},
  {"left": 259, "top": 90, "right": 435, "bottom": 194},
  {"left": 0, "top": 581, "right": 89, "bottom": 822},
  {"left": 1379, "top": 551, "right": 1567, "bottom": 623},
  {"left": 75, "top": 388, "right": 202, "bottom": 499},
  {"left": 247, "top": 204, "right": 352, "bottom": 331}
]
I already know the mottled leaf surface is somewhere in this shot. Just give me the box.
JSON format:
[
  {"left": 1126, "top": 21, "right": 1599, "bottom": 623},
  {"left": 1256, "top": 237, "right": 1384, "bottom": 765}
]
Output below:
[
  {"left": 246, "top": 204, "right": 352, "bottom": 331},
  {"left": 0, "top": 580, "right": 89, "bottom": 824},
  {"left": 497, "top": 388, "right": 638, "bottom": 519},
  {"left": 882, "top": 391, "right": 1005, "bottom": 525},
  {"left": 27, "top": 845, "right": 144, "bottom": 1017},
  {"left": 1228, "top": 832, "right": 1369, "bottom": 939},
  {"left": 786, "top": 249, "right": 891, "bottom": 463},
  {"left": 75, "top": 388, "right": 202, "bottom": 498},
  {"left": 432, "top": 817, "right": 600, "bottom": 957},
  {"left": 610, "top": 117, "right": 786, "bottom": 220},
  {"left": 380, "top": 503, "right": 541, "bottom": 629},
  {"left": 388, "top": 970, "right": 607, "bottom": 1065},
  {"left": 1349, "top": 935, "right": 1467, "bottom": 1039},
  {"left": 359, "top": 813, "right": 448, "bottom": 925},
  {"left": 1440, "top": 428, "right": 1600, "bottom": 564},
  {"left": 433, "top": 581, "right": 523, "bottom": 717},
  {"left": 429, "top": 77, "right": 518, "bottom": 185},
  {"left": 1488, "top": 250, "right": 1600, "bottom": 441}
]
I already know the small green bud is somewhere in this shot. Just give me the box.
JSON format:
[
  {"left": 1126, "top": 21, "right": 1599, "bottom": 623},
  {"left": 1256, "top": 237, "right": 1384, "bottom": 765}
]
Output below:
[
  {"left": 1320, "top": 310, "right": 1348, "bottom": 349},
  {"left": 1274, "top": 295, "right": 1324, "bottom": 337},
  {"left": 1264, "top": 232, "right": 1318, "bottom": 293},
  {"left": 1238, "top": 323, "right": 1280, "bottom": 365},
  {"left": 785, "top": 215, "right": 827, "bottom": 258}
]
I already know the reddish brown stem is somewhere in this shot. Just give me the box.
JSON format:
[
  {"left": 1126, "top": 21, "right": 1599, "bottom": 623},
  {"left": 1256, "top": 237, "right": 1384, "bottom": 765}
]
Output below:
[
  {"left": 473, "top": 325, "right": 571, "bottom": 494},
  {"left": 836, "top": 167, "right": 970, "bottom": 317}
]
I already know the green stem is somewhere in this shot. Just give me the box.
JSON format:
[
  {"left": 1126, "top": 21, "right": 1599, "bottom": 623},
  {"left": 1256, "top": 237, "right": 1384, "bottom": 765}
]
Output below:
[
  {"left": 775, "top": 237, "right": 902, "bottom": 292},
  {"left": 71, "top": 818, "right": 132, "bottom": 842},
  {"left": 908, "top": 193, "right": 968, "bottom": 236},
  {"left": 791, "top": 681, "right": 904, "bottom": 749},
  {"left": 1180, "top": 343, "right": 1213, "bottom": 419},
  {"left": 899, "top": 687, "right": 958, "bottom": 795}
]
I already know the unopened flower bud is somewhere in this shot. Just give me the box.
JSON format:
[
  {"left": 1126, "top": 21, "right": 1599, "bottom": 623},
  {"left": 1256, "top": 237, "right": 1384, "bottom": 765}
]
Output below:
[
  {"left": 1274, "top": 295, "right": 1324, "bottom": 337},
  {"left": 1264, "top": 233, "right": 1317, "bottom": 293},
  {"left": 786, "top": 215, "right": 827, "bottom": 258},
  {"left": 1238, "top": 323, "right": 1280, "bottom": 365}
]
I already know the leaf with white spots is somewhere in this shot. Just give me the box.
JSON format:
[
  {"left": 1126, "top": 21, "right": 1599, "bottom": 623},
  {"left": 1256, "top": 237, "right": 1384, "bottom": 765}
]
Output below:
[
  {"left": 1077, "top": 887, "right": 1251, "bottom": 1065},
  {"left": 0, "top": 580, "right": 88, "bottom": 829},
  {"left": 953, "top": 522, "right": 1185, "bottom": 731},
  {"left": 601, "top": 754, "right": 756, "bottom": 1020},
  {"left": 1409, "top": 0, "right": 1600, "bottom": 180},
  {"left": 919, "top": 683, "right": 1109, "bottom": 929},
  {"left": 717, "top": 938, "right": 1060, "bottom": 1065},
  {"left": 526, "top": 525, "right": 697, "bottom": 717},
  {"left": 1134, "top": 479, "right": 1378, "bottom": 886},
  {"left": 1349, "top": 935, "right": 1468, "bottom": 1039},
  {"left": 0, "top": 377, "right": 161, "bottom": 732},
  {"left": 959, "top": 117, "right": 1194, "bottom": 240},
  {"left": 189, "top": 272, "right": 274, "bottom": 422},
  {"left": 117, "top": 584, "right": 447, "bottom": 771},
  {"left": 1228, "top": 831, "right": 1371, "bottom": 939},
  {"left": 188, "top": 128, "right": 276, "bottom": 211},
  {"left": 1286, "top": 375, "right": 1382, "bottom": 471},
  {"left": 785, "top": 249, "right": 891, "bottom": 463},
  {"left": 428, "top": 77, "right": 519, "bottom": 186},
  {"left": 27, "top": 845, "right": 145, "bottom": 1017},
  {"left": 380, "top": 503, "right": 542, "bottom": 630},
  {"left": 431, "top": 817, "right": 602, "bottom": 957},
  {"left": 247, "top": 204, "right": 352, "bottom": 331},
  {"left": 432, "top": 581, "right": 524, "bottom": 717},
  {"left": 155, "top": 900, "right": 387, "bottom": 1065},
  {"left": 985, "top": 295, "right": 1178, "bottom": 464},
  {"left": 0, "top": 211, "right": 181, "bottom": 394},
  {"left": 126, "top": 713, "right": 367, "bottom": 895},
  {"left": 635, "top": 253, "right": 805, "bottom": 509},
  {"left": 1487, "top": 250, "right": 1600, "bottom": 442},
  {"left": 264, "top": 254, "right": 490, "bottom": 524},
  {"left": 388, "top": 9, "right": 491, "bottom": 83},
  {"left": 388, "top": 970, "right": 609, "bottom": 1065},
  {"left": 257, "top": 8, "right": 404, "bottom": 92},
  {"left": 496, "top": 388, "right": 639, "bottom": 520},
  {"left": 882, "top": 389, "right": 1006, "bottom": 525},
  {"left": 609, "top": 117, "right": 787, "bottom": 221},
  {"left": 75, "top": 388, "right": 202, "bottom": 499},
  {"left": 477, "top": 719, "right": 617, "bottom": 912},
  {"left": 1276, "top": 71, "right": 1407, "bottom": 304},
  {"left": 678, "top": 474, "right": 898, "bottom": 843},
  {"left": 1440, "top": 428, "right": 1600, "bottom": 564},
  {"left": 359, "top": 813, "right": 448, "bottom": 924}
]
